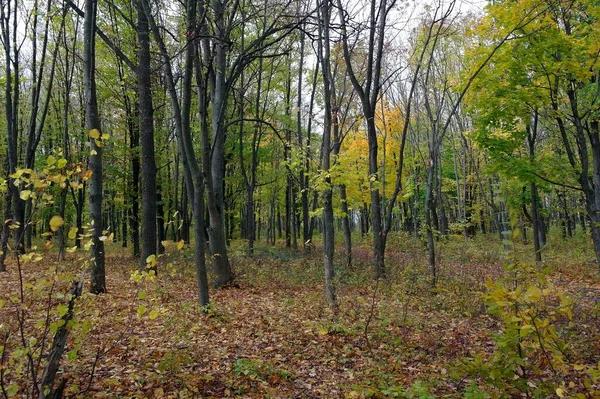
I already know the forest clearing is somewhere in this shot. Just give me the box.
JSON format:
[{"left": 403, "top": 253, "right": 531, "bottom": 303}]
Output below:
[{"left": 1, "top": 0, "right": 600, "bottom": 396}]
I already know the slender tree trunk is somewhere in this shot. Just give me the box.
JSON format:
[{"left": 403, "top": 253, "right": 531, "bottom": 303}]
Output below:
[
  {"left": 137, "top": 0, "right": 157, "bottom": 269},
  {"left": 1, "top": 0, "right": 23, "bottom": 255},
  {"left": 424, "top": 154, "right": 437, "bottom": 286},
  {"left": 317, "top": 0, "right": 336, "bottom": 310},
  {"left": 0, "top": 160, "right": 11, "bottom": 270},
  {"left": 340, "top": 185, "right": 352, "bottom": 267},
  {"left": 57, "top": 21, "right": 75, "bottom": 261},
  {"left": 157, "top": 184, "right": 166, "bottom": 254},
  {"left": 530, "top": 182, "right": 542, "bottom": 262},
  {"left": 84, "top": 0, "right": 106, "bottom": 294},
  {"left": 526, "top": 115, "right": 543, "bottom": 262},
  {"left": 143, "top": 0, "right": 209, "bottom": 304}
]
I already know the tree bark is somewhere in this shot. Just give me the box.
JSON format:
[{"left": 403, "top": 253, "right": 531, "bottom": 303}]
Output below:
[
  {"left": 84, "top": 0, "right": 106, "bottom": 294},
  {"left": 137, "top": 0, "right": 158, "bottom": 269}
]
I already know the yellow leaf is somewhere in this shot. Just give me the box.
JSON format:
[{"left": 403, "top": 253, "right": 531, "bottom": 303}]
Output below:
[
  {"left": 525, "top": 286, "right": 542, "bottom": 302},
  {"left": 68, "top": 227, "right": 78, "bottom": 240},
  {"left": 146, "top": 254, "right": 156, "bottom": 267},
  {"left": 88, "top": 129, "right": 100, "bottom": 139},
  {"left": 49, "top": 216, "right": 65, "bottom": 232},
  {"left": 44, "top": 241, "right": 54, "bottom": 249},
  {"left": 66, "top": 246, "right": 77, "bottom": 253},
  {"left": 556, "top": 388, "right": 565, "bottom": 398},
  {"left": 46, "top": 155, "right": 56, "bottom": 166},
  {"left": 20, "top": 190, "right": 32, "bottom": 200},
  {"left": 57, "top": 158, "right": 68, "bottom": 168},
  {"left": 95, "top": 139, "right": 104, "bottom": 148},
  {"left": 90, "top": 149, "right": 98, "bottom": 156},
  {"left": 317, "top": 328, "right": 329, "bottom": 336},
  {"left": 101, "top": 133, "right": 110, "bottom": 140},
  {"left": 10, "top": 170, "right": 24, "bottom": 179},
  {"left": 148, "top": 309, "right": 159, "bottom": 320},
  {"left": 177, "top": 240, "right": 185, "bottom": 250}
]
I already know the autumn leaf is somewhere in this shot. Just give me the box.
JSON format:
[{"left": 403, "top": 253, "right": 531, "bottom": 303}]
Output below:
[
  {"left": 88, "top": 129, "right": 101, "bottom": 139},
  {"left": 68, "top": 227, "right": 78, "bottom": 240},
  {"left": 148, "top": 309, "right": 159, "bottom": 320},
  {"left": 524, "top": 285, "right": 542, "bottom": 302},
  {"left": 49, "top": 215, "right": 65, "bottom": 232},
  {"left": 146, "top": 254, "right": 157, "bottom": 268},
  {"left": 20, "top": 190, "right": 32, "bottom": 200}
]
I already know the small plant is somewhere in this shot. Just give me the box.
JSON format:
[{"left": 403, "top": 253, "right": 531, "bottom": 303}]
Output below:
[{"left": 461, "top": 261, "right": 574, "bottom": 397}]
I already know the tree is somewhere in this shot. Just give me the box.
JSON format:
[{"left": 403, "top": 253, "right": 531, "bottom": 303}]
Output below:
[
  {"left": 467, "top": 0, "right": 600, "bottom": 263},
  {"left": 83, "top": 0, "right": 106, "bottom": 294},
  {"left": 143, "top": 0, "right": 210, "bottom": 306},
  {"left": 137, "top": 0, "right": 157, "bottom": 270},
  {"left": 337, "top": 0, "right": 397, "bottom": 279},
  {"left": 317, "top": 0, "right": 337, "bottom": 310}
]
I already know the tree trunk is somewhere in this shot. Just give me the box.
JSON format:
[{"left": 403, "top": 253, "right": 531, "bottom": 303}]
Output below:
[
  {"left": 84, "top": 0, "right": 106, "bottom": 294},
  {"left": 137, "top": 0, "right": 158, "bottom": 269},
  {"left": 424, "top": 156, "right": 437, "bottom": 286},
  {"left": 317, "top": 0, "right": 336, "bottom": 310},
  {"left": 0, "top": 159, "right": 11, "bottom": 271}
]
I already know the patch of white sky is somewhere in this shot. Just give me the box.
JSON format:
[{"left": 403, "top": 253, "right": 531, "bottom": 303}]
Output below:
[{"left": 302, "top": 0, "right": 489, "bottom": 134}]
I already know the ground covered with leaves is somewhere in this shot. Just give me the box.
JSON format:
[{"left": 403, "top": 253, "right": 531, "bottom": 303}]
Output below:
[{"left": 1, "top": 233, "right": 599, "bottom": 398}]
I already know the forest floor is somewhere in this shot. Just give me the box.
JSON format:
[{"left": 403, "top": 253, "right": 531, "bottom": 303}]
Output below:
[{"left": 1, "top": 232, "right": 599, "bottom": 398}]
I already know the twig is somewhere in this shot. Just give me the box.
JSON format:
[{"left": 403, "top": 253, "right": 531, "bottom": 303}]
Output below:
[
  {"left": 363, "top": 278, "right": 380, "bottom": 353},
  {"left": 39, "top": 280, "right": 83, "bottom": 399},
  {"left": 0, "top": 332, "right": 10, "bottom": 399}
]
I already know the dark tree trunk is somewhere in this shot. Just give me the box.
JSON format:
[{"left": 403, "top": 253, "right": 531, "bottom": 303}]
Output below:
[
  {"left": 138, "top": 0, "right": 158, "bottom": 269},
  {"left": 84, "top": 0, "right": 106, "bottom": 294},
  {"left": 143, "top": 0, "right": 209, "bottom": 305}
]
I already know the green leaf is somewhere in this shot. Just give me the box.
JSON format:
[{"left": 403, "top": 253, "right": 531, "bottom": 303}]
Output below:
[
  {"left": 57, "top": 304, "right": 69, "bottom": 317},
  {"left": 66, "top": 350, "right": 78, "bottom": 360},
  {"left": 137, "top": 304, "right": 147, "bottom": 316}
]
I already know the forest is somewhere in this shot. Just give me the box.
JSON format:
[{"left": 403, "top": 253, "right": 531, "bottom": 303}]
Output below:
[{"left": 0, "top": 0, "right": 599, "bottom": 397}]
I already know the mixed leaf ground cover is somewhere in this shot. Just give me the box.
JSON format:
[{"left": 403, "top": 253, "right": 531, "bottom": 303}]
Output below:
[{"left": 1, "top": 232, "right": 599, "bottom": 398}]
